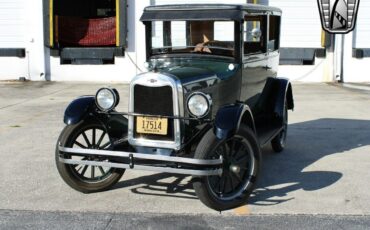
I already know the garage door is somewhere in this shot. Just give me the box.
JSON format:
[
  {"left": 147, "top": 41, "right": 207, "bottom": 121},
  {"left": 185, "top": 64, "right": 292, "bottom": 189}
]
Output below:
[
  {"left": 0, "top": 0, "right": 28, "bottom": 80},
  {"left": 0, "top": 0, "right": 26, "bottom": 49},
  {"left": 354, "top": 1, "right": 370, "bottom": 48},
  {"left": 269, "top": 0, "right": 322, "bottom": 48},
  {"left": 269, "top": 0, "right": 324, "bottom": 65}
]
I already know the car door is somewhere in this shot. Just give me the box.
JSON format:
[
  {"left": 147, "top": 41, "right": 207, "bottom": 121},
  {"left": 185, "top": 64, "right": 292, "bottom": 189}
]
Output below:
[
  {"left": 240, "top": 15, "right": 269, "bottom": 111},
  {"left": 267, "top": 15, "right": 281, "bottom": 78}
]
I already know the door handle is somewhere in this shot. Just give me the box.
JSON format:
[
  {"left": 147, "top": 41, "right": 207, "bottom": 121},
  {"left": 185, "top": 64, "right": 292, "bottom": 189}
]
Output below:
[{"left": 264, "top": 66, "right": 272, "bottom": 70}]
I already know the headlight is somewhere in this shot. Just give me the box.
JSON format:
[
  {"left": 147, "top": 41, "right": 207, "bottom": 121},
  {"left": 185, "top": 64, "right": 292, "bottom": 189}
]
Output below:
[
  {"left": 187, "top": 92, "right": 212, "bottom": 118},
  {"left": 95, "top": 88, "right": 119, "bottom": 111}
]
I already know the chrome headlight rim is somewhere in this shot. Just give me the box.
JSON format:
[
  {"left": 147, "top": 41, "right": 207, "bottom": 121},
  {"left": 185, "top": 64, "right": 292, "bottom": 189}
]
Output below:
[
  {"left": 95, "top": 87, "right": 119, "bottom": 112},
  {"left": 186, "top": 92, "right": 212, "bottom": 118}
]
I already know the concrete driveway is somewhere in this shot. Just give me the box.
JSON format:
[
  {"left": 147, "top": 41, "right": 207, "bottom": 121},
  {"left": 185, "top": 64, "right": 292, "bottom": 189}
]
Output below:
[{"left": 0, "top": 82, "right": 369, "bottom": 217}]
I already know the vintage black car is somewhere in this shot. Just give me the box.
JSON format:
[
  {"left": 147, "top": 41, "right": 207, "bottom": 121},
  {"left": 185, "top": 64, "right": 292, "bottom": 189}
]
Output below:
[{"left": 56, "top": 4, "right": 294, "bottom": 211}]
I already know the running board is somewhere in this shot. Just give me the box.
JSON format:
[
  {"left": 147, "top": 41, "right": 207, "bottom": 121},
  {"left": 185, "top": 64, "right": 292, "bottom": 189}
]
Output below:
[{"left": 58, "top": 146, "right": 223, "bottom": 176}]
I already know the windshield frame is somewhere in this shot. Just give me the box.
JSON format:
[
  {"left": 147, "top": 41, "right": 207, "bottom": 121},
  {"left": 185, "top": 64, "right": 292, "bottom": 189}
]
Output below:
[{"left": 144, "top": 20, "right": 241, "bottom": 62}]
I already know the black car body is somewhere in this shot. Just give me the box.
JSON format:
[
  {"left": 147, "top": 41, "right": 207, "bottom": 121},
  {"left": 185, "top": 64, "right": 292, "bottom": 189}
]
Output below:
[{"left": 56, "top": 4, "right": 294, "bottom": 211}]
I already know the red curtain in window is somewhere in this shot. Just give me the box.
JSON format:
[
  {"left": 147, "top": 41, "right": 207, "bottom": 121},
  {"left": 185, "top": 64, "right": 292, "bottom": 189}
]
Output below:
[{"left": 56, "top": 16, "right": 116, "bottom": 46}]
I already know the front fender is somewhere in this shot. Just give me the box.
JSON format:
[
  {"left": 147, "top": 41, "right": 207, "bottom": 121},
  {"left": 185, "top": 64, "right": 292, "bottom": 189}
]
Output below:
[
  {"left": 63, "top": 96, "right": 128, "bottom": 141},
  {"left": 213, "top": 104, "right": 254, "bottom": 140},
  {"left": 64, "top": 96, "right": 95, "bottom": 125}
]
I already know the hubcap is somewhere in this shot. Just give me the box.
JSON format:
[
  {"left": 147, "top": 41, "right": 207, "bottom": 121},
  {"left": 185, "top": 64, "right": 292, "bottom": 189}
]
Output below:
[{"left": 230, "top": 165, "right": 241, "bottom": 174}]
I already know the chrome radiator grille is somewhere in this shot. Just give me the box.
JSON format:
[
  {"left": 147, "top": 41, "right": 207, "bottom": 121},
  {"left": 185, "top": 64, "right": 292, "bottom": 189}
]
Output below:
[
  {"left": 133, "top": 85, "right": 175, "bottom": 141},
  {"left": 128, "top": 72, "right": 184, "bottom": 150}
]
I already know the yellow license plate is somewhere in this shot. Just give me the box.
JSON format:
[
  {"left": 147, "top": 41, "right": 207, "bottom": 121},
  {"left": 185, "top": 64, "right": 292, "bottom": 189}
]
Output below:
[{"left": 136, "top": 116, "right": 168, "bottom": 135}]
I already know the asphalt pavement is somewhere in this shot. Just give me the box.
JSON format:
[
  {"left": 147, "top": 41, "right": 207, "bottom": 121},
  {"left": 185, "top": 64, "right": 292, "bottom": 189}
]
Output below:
[
  {"left": 0, "top": 81, "right": 369, "bottom": 228},
  {"left": 1, "top": 210, "right": 370, "bottom": 230}
]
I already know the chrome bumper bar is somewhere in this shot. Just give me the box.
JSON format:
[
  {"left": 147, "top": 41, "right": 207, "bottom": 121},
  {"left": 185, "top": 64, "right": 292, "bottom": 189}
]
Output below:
[{"left": 58, "top": 146, "right": 223, "bottom": 176}]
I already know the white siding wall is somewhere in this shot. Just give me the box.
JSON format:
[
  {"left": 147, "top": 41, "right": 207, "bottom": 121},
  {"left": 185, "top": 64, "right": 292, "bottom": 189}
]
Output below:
[
  {"left": 269, "top": 0, "right": 322, "bottom": 48},
  {"left": 342, "top": 1, "right": 370, "bottom": 82},
  {"left": 354, "top": 1, "right": 370, "bottom": 48},
  {"left": 0, "top": 0, "right": 29, "bottom": 80},
  {"left": 0, "top": 0, "right": 26, "bottom": 48}
]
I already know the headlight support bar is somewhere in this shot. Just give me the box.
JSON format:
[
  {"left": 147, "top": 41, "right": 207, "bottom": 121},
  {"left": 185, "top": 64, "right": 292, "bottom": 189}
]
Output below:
[{"left": 97, "top": 110, "right": 212, "bottom": 122}]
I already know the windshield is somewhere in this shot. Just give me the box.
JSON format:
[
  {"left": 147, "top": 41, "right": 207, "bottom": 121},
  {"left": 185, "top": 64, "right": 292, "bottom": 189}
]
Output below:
[{"left": 150, "top": 20, "right": 236, "bottom": 58}]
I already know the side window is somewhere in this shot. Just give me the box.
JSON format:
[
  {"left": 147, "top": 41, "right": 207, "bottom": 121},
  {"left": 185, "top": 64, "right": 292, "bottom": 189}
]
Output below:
[
  {"left": 244, "top": 16, "right": 266, "bottom": 56},
  {"left": 269, "top": 15, "right": 281, "bottom": 51}
]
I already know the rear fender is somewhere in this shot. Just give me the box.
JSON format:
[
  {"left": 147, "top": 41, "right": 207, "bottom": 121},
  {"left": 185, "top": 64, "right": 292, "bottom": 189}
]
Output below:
[
  {"left": 274, "top": 78, "right": 294, "bottom": 118},
  {"left": 213, "top": 104, "right": 256, "bottom": 140}
]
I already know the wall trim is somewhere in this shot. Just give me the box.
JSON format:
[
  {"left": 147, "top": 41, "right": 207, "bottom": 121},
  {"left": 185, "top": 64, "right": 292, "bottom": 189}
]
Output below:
[
  {"left": 51, "top": 47, "right": 125, "bottom": 65},
  {"left": 279, "top": 47, "right": 326, "bottom": 65},
  {"left": 352, "top": 48, "right": 370, "bottom": 59},
  {"left": 0, "top": 48, "right": 26, "bottom": 58}
]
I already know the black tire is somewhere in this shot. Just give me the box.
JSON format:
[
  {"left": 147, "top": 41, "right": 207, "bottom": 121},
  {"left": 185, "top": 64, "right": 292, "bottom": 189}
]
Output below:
[
  {"left": 271, "top": 104, "right": 288, "bottom": 153},
  {"left": 55, "top": 120, "right": 124, "bottom": 193},
  {"left": 193, "top": 125, "right": 261, "bottom": 211}
]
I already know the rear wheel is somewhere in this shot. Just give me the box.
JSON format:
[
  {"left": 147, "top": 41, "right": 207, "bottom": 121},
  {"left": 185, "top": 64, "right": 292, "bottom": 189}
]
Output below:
[
  {"left": 193, "top": 125, "right": 261, "bottom": 211},
  {"left": 271, "top": 104, "right": 288, "bottom": 153},
  {"left": 55, "top": 120, "right": 124, "bottom": 193}
]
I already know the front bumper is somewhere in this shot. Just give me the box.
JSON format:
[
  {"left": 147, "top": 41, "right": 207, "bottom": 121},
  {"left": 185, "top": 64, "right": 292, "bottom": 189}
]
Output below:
[{"left": 58, "top": 146, "right": 223, "bottom": 176}]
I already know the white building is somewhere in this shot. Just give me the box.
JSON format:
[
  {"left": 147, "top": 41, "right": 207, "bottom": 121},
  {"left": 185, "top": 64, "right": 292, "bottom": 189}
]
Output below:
[{"left": 0, "top": 0, "right": 369, "bottom": 82}]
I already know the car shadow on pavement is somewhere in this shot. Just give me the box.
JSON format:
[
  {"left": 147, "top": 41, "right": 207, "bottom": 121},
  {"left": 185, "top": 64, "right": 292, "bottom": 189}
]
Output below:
[
  {"left": 250, "top": 118, "right": 370, "bottom": 205},
  {"left": 113, "top": 172, "right": 198, "bottom": 200},
  {"left": 113, "top": 118, "right": 370, "bottom": 204}
]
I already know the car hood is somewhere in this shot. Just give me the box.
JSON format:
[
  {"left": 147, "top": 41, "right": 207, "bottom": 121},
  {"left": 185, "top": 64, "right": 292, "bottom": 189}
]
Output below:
[
  {"left": 154, "top": 58, "right": 239, "bottom": 91},
  {"left": 165, "top": 66, "right": 217, "bottom": 84}
]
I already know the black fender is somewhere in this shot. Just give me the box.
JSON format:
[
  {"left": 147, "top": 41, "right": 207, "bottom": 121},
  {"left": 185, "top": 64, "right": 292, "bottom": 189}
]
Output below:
[
  {"left": 63, "top": 96, "right": 128, "bottom": 141},
  {"left": 213, "top": 103, "right": 256, "bottom": 140},
  {"left": 64, "top": 96, "right": 96, "bottom": 125},
  {"left": 274, "top": 78, "right": 294, "bottom": 118}
]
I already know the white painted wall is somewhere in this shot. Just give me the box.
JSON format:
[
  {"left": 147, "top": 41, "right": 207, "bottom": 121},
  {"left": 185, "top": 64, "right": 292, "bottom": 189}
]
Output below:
[
  {"left": 26, "top": 0, "right": 48, "bottom": 81},
  {"left": 0, "top": 56, "right": 29, "bottom": 80}
]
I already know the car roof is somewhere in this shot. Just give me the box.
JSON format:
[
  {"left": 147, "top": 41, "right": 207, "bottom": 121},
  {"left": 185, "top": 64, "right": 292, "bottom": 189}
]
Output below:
[
  {"left": 144, "top": 4, "right": 281, "bottom": 13},
  {"left": 140, "top": 4, "right": 282, "bottom": 21}
]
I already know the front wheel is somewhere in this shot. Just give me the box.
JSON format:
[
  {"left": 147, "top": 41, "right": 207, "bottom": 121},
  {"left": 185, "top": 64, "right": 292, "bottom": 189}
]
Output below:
[
  {"left": 55, "top": 120, "right": 124, "bottom": 193},
  {"left": 193, "top": 125, "right": 261, "bottom": 211}
]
